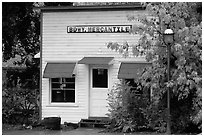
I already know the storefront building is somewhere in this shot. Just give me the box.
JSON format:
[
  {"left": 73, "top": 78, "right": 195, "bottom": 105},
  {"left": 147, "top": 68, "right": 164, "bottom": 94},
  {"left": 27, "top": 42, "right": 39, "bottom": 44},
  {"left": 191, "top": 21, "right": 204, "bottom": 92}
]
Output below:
[{"left": 40, "top": 5, "right": 150, "bottom": 123}]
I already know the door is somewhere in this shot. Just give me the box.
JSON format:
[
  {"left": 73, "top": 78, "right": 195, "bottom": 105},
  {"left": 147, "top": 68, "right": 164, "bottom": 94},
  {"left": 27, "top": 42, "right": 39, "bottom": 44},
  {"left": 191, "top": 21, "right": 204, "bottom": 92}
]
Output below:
[{"left": 89, "top": 65, "right": 109, "bottom": 117}]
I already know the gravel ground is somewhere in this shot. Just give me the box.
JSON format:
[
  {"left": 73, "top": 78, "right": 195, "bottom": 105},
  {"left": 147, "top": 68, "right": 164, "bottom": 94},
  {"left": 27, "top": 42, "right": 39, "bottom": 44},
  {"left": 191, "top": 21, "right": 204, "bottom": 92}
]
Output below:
[
  {"left": 2, "top": 125, "right": 159, "bottom": 135},
  {"left": 2, "top": 128, "right": 110, "bottom": 135},
  {"left": 2, "top": 124, "right": 201, "bottom": 135}
]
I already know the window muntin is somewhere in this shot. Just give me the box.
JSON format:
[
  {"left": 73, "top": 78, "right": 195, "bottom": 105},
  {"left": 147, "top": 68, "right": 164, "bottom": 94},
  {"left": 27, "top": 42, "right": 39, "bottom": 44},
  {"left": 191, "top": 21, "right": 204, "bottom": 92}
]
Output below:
[
  {"left": 92, "top": 68, "right": 108, "bottom": 88},
  {"left": 51, "top": 77, "right": 75, "bottom": 103}
]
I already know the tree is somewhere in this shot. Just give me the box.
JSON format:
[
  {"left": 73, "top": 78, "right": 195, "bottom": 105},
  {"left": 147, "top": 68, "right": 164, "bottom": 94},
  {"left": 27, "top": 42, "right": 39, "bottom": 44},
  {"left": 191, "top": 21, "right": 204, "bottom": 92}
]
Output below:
[
  {"left": 2, "top": 2, "right": 73, "bottom": 125},
  {"left": 2, "top": 2, "right": 39, "bottom": 62},
  {"left": 2, "top": 2, "right": 73, "bottom": 63},
  {"left": 107, "top": 2, "right": 201, "bottom": 133},
  {"left": 2, "top": 2, "right": 74, "bottom": 88}
]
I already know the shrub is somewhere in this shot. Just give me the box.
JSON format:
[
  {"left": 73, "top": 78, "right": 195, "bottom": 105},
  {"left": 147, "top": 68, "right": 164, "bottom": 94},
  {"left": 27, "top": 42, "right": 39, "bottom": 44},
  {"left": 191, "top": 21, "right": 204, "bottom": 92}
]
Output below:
[
  {"left": 107, "top": 80, "right": 202, "bottom": 134},
  {"left": 2, "top": 86, "right": 39, "bottom": 125},
  {"left": 2, "top": 65, "right": 40, "bottom": 125},
  {"left": 142, "top": 93, "right": 168, "bottom": 133},
  {"left": 107, "top": 80, "right": 150, "bottom": 133},
  {"left": 142, "top": 88, "right": 202, "bottom": 134}
]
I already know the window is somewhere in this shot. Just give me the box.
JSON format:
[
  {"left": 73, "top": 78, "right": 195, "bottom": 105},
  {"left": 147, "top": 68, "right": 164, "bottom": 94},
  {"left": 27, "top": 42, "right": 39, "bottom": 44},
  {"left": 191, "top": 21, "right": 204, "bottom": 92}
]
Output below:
[
  {"left": 92, "top": 68, "right": 108, "bottom": 88},
  {"left": 125, "top": 79, "right": 143, "bottom": 95},
  {"left": 51, "top": 76, "right": 75, "bottom": 103}
]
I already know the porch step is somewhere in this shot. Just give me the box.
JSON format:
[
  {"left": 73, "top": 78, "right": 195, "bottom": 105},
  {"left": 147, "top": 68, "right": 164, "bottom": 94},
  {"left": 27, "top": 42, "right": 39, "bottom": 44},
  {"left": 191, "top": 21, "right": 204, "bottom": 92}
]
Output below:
[{"left": 79, "top": 117, "right": 111, "bottom": 128}]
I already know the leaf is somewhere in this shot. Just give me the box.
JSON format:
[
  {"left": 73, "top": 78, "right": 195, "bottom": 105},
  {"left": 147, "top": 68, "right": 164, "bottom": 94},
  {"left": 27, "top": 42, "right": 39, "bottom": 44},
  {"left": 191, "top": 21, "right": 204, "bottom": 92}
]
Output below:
[
  {"left": 175, "top": 19, "right": 186, "bottom": 29},
  {"left": 119, "top": 47, "right": 124, "bottom": 54},
  {"left": 131, "top": 24, "right": 145, "bottom": 34},
  {"left": 145, "top": 52, "right": 153, "bottom": 62},
  {"left": 107, "top": 42, "right": 120, "bottom": 51},
  {"left": 123, "top": 51, "right": 129, "bottom": 58},
  {"left": 122, "top": 41, "right": 129, "bottom": 51},
  {"left": 132, "top": 46, "right": 139, "bottom": 56},
  {"left": 193, "top": 77, "right": 201, "bottom": 84},
  {"left": 163, "top": 14, "right": 171, "bottom": 24},
  {"left": 159, "top": 8, "right": 166, "bottom": 18},
  {"left": 122, "top": 125, "right": 130, "bottom": 133},
  {"left": 166, "top": 81, "right": 174, "bottom": 88},
  {"left": 174, "top": 43, "right": 182, "bottom": 52}
]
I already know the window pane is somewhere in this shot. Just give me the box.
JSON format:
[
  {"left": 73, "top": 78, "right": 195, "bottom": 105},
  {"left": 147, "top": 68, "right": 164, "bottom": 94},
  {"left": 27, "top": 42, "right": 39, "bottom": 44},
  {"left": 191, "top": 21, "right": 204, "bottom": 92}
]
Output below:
[
  {"left": 52, "top": 90, "right": 64, "bottom": 102},
  {"left": 93, "top": 69, "right": 108, "bottom": 88},
  {"left": 65, "top": 78, "right": 75, "bottom": 82},
  {"left": 52, "top": 83, "right": 61, "bottom": 88},
  {"left": 64, "top": 83, "right": 75, "bottom": 89},
  {"left": 51, "top": 77, "right": 75, "bottom": 103},
  {"left": 65, "top": 90, "right": 75, "bottom": 102},
  {"left": 52, "top": 78, "right": 60, "bottom": 82}
]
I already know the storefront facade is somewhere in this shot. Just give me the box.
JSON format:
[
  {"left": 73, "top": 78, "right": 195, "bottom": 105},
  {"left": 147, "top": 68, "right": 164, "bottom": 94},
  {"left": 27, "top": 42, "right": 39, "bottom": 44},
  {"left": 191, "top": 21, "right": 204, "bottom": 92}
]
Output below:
[{"left": 40, "top": 5, "right": 150, "bottom": 123}]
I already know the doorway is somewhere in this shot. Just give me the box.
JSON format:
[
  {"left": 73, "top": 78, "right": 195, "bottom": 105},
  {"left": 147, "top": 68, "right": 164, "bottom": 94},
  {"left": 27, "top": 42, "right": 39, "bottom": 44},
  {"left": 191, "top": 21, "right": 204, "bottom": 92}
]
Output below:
[{"left": 89, "top": 65, "right": 109, "bottom": 117}]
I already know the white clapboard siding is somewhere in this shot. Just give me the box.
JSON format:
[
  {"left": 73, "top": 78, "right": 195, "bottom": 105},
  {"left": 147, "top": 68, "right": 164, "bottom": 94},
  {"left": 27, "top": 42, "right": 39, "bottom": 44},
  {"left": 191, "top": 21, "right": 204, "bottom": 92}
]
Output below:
[{"left": 42, "top": 9, "right": 147, "bottom": 123}]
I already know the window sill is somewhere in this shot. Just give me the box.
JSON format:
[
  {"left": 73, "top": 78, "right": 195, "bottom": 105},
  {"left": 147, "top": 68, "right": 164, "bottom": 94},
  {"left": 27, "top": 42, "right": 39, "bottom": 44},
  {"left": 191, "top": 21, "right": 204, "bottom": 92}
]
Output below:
[{"left": 46, "top": 103, "right": 79, "bottom": 107}]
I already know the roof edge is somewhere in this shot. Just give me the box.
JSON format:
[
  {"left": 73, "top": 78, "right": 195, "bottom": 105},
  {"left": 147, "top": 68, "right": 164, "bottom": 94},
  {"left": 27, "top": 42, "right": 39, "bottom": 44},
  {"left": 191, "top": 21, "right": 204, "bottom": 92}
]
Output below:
[{"left": 39, "top": 5, "right": 145, "bottom": 12}]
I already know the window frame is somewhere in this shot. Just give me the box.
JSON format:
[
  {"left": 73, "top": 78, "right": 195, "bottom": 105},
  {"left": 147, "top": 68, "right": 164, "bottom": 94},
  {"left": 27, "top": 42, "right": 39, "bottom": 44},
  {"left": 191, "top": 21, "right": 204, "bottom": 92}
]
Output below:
[
  {"left": 91, "top": 67, "right": 109, "bottom": 89},
  {"left": 49, "top": 75, "right": 78, "bottom": 106},
  {"left": 92, "top": 68, "right": 108, "bottom": 88}
]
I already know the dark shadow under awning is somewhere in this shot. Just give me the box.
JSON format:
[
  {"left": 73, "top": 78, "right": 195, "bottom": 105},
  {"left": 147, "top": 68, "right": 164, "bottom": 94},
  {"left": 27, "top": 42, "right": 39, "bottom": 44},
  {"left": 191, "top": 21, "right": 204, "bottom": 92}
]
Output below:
[
  {"left": 78, "top": 57, "right": 114, "bottom": 64},
  {"left": 118, "top": 62, "right": 152, "bottom": 79},
  {"left": 43, "top": 63, "right": 76, "bottom": 78}
]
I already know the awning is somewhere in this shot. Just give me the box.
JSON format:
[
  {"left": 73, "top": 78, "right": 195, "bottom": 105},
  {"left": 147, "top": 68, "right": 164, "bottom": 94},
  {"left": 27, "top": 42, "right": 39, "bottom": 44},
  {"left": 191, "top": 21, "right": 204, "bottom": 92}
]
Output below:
[
  {"left": 78, "top": 57, "right": 114, "bottom": 64},
  {"left": 43, "top": 63, "right": 76, "bottom": 78},
  {"left": 118, "top": 62, "right": 151, "bottom": 79}
]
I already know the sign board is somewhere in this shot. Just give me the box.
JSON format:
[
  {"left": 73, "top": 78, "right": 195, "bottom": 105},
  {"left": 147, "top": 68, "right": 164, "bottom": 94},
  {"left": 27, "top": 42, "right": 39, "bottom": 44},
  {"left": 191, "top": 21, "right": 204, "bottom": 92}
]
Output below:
[{"left": 67, "top": 25, "right": 132, "bottom": 33}]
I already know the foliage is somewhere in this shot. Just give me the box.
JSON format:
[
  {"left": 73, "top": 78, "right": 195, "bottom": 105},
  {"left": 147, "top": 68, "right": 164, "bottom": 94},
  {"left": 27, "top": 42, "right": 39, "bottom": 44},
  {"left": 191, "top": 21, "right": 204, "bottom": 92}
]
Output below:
[
  {"left": 2, "top": 2, "right": 73, "bottom": 125},
  {"left": 107, "top": 80, "right": 150, "bottom": 133},
  {"left": 2, "top": 63, "right": 40, "bottom": 125},
  {"left": 2, "top": 2, "right": 40, "bottom": 62},
  {"left": 2, "top": 2, "right": 73, "bottom": 63},
  {"left": 2, "top": 86, "right": 39, "bottom": 125},
  {"left": 2, "top": 1, "right": 73, "bottom": 86},
  {"left": 107, "top": 2, "right": 202, "bottom": 133}
]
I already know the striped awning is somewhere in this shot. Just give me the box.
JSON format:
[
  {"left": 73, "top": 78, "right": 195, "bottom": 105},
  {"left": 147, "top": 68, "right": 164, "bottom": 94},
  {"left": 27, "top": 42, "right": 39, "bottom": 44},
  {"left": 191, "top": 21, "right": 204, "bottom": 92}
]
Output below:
[
  {"left": 118, "top": 62, "right": 151, "bottom": 79},
  {"left": 78, "top": 57, "right": 114, "bottom": 64},
  {"left": 43, "top": 63, "right": 76, "bottom": 78}
]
